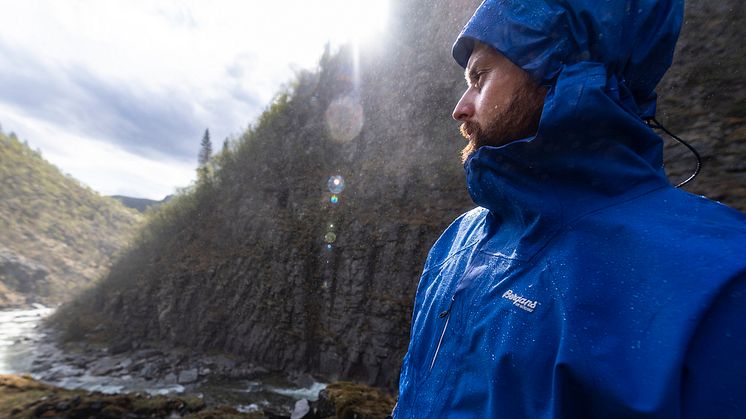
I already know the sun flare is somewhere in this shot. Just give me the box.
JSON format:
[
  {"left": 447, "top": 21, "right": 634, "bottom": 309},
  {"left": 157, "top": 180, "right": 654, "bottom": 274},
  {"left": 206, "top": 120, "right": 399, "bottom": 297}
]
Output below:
[{"left": 323, "top": 0, "right": 390, "bottom": 45}]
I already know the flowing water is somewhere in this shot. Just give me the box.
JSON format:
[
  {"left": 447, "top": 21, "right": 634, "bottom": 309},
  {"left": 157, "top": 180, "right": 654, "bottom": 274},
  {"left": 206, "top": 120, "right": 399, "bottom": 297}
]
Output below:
[
  {"left": 0, "top": 306, "right": 325, "bottom": 414},
  {"left": 0, "top": 305, "right": 54, "bottom": 374}
]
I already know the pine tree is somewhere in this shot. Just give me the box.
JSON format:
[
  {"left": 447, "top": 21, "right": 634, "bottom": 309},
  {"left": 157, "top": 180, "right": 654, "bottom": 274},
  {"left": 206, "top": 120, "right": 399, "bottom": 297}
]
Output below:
[{"left": 198, "top": 129, "right": 212, "bottom": 166}]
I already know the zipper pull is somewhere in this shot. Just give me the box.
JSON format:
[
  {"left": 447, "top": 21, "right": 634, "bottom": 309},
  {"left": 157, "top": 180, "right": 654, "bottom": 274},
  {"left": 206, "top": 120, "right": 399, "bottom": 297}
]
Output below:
[
  {"left": 430, "top": 295, "right": 457, "bottom": 372},
  {"left": 437, "top": 295, "right": 457, "bottom": 319}
]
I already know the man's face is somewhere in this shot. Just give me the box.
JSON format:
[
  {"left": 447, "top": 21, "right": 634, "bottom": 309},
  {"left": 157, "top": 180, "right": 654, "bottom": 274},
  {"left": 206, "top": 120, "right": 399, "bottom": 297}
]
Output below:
[{"left": 453, "top": 42, "right": 547, "bottom": 163}]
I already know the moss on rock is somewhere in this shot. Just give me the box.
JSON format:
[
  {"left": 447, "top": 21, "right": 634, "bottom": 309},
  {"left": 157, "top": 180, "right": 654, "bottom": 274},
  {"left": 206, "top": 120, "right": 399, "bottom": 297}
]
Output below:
[{"left": 321, "top": 381, "right": 395, "bottom": 419}]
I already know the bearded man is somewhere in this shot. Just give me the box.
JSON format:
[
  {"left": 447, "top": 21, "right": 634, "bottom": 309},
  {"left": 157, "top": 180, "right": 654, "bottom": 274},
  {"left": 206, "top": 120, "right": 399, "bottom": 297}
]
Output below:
[{"left": 393, "top": 0, "right": 746, "bottom": 417}]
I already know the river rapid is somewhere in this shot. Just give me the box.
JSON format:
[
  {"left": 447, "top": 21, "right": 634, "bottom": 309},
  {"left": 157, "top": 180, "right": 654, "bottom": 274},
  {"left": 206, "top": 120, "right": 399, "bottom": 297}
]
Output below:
[{"left": 0, "top": 306, "right": 326, "bottom": 415}]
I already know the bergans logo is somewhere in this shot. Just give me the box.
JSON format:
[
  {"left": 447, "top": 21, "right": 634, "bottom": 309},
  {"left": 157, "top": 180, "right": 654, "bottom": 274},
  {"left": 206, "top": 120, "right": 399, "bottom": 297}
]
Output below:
[{"left": 502, "top": 289, "right": 540, "bottom": 313}]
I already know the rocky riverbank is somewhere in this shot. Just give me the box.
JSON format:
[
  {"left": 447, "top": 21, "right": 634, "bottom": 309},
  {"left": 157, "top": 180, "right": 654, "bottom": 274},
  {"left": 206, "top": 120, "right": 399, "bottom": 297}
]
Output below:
[
  {"left": 29, "top": 326, "right": 326, "bottom": 416},
  {"left": 1, "top": 307, "right": 394, "bottom": 418},
  {"left": 0, "top": 375, "right": 394, "bottom": 419}
]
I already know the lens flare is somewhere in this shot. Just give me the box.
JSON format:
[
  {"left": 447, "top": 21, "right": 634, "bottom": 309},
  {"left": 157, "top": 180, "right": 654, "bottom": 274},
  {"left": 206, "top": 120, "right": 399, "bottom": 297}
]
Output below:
[
  {"left": 330, "top": 195, "right": 339, "bottom": 204},
  {"left": 325, "top": 95, "right": 364, "bottom": 142},
  {"left": 324, "top": 232, "right": 337, "bottom": 244},
  {"left": 327, "top": 175, "right": 346, "bottom": 194}
]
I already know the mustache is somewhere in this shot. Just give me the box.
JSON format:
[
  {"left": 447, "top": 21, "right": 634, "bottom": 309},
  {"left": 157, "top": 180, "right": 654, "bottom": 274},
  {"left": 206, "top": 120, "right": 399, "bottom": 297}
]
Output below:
[{"left": 459, "top": 121, "right": 481, "bottom": 140}]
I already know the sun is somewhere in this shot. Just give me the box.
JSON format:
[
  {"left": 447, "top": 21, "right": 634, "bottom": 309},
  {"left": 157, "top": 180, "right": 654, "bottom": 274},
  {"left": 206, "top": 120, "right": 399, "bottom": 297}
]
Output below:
[{"left": 323, "top": 0, "right": 390, "bottom": 45}]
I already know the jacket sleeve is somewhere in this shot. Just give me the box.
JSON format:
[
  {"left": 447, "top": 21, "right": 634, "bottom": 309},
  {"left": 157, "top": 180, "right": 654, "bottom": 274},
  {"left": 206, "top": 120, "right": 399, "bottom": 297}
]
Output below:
[{"left": 682, "top": 270, "right": 746, "bottom": 418}]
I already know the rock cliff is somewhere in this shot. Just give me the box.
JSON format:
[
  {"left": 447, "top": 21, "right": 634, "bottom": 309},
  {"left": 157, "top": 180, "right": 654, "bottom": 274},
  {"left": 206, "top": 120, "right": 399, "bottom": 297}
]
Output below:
[{"left": 55, "top": 0, "right": 746, "bottom": 392}]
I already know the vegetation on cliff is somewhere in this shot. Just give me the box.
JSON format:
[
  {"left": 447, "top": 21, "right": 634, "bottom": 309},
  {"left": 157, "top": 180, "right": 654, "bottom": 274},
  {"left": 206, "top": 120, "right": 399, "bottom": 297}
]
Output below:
[
  {"left": 52, "top": 4, "right": 474, "bottom": 386},
  {"left": 0, "top": 131, "right": 142, "bottom": 308}
]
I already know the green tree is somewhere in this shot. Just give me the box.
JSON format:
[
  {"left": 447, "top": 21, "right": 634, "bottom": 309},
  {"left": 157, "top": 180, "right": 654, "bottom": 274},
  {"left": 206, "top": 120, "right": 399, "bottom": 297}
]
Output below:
[
  {"left": 198, "top": 129, "right": 212, "bottom": 166},
  {"left": 197, "top": 129, "right": 212, "bottom": 182}
]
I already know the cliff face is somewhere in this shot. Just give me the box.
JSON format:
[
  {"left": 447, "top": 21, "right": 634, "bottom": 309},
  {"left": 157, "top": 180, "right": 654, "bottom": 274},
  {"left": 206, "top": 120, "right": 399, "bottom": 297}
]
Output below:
[
  {"left": 658, "top": 1, "right": 746, "bottom": 204},
  {"left": 57, "top": 0, "right": 746, "bottom": 390},
  {"left": 0, "top": 132, "right": 142, "bottom": 308}
]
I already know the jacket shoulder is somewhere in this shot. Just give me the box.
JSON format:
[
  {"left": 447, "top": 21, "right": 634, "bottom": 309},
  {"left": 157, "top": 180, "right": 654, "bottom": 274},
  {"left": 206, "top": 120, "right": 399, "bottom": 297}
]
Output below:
[
  {"left": 578, "top": 187, "right": 746, "bottom": 262},
  {"left": 421, "top": 207, "right": 488, "bottom": 273},
  {"left": 547, "top": 186, "right": 746, "bottom": 310}
]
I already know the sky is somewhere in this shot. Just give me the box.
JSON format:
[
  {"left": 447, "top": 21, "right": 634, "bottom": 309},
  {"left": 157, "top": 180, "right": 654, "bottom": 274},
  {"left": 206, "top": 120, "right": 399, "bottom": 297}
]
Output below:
[{"left": 0, "top": 0, "right": 389, "bottom": 200}]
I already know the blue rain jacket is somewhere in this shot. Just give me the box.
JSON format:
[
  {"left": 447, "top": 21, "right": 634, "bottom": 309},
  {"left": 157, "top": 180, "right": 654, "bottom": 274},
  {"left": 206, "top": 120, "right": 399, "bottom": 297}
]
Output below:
[{"left": 394, "top": 0, "right": 746, "bottom": 417}]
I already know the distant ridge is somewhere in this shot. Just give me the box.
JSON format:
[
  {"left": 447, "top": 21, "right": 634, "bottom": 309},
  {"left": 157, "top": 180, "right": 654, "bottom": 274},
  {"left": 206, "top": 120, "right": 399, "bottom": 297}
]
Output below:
[{"left": 110, "top": 195, "right": 170, "bottom": 213}]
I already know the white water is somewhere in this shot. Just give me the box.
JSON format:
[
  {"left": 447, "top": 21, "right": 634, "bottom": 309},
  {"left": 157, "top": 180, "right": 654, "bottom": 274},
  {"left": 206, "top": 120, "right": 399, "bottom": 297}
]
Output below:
[
  {"left": 0, "top": 304, "right": 53, "bottom": 374},
  {"left": 267, "top": 381, "right": 327, "bottom": 401},
  {"left": 0, "top": 306, "right": 185, "bottom": 395}
]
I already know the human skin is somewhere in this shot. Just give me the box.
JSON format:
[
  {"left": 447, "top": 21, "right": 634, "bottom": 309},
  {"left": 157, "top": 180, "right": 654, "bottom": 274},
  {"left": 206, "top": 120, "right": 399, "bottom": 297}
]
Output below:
[{"left": 452, "top": 42, "right": 547, "bottom": 162}]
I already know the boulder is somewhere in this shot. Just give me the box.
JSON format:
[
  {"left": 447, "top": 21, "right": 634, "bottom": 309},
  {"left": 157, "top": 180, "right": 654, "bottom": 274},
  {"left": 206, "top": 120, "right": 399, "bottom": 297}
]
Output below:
[
  {"left": 108, "top": 341, "right": 132, "bottom": 355},
  {"left": 89, "top": 358, "right": 122, "bottom": 376},
  {"left": 177, "top": 368, "right": 199, "bottom": 384},
  {"left": 308, "top": 382, "right": 395, "bottom": 419},
  {"left": 291, "top": 398, "right": 310, "bottom": 419}
]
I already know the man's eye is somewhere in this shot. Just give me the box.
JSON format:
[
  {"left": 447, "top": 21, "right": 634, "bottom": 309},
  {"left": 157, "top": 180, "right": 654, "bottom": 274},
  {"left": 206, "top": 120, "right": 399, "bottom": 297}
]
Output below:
[{"left": 473, "top": 72, "right": 485, "bottom": 87}]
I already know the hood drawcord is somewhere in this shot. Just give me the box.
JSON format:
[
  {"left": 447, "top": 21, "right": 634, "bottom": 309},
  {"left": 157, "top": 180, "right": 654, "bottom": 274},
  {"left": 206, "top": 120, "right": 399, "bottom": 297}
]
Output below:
[{"left": 646, "top": 118, "right": 702, "bottom": 188}]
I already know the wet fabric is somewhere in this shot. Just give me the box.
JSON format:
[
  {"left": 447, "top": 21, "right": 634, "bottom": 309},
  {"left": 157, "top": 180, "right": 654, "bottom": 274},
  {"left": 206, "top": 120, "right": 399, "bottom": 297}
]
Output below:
[
  {"left": 452, "top": 0, "right": 684, "bottom": 119},
  {"left": 394, "top": 0, "right": 746, "bottom": 417}
]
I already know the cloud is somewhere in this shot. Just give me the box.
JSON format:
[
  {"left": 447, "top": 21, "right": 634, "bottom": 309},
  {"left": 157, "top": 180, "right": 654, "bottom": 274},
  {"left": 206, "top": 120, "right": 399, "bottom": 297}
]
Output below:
[
  {"left": 0, "top": 39, "right": 262, "bottom": 163},
  {"left": 0, "top": 102, "right": 195, "bottom": 200},
  {"left": 0, "top": 0, "right": 392, "bottom": 199},
  {"left": 156, "top": 4, "right": 198, "bottom": 29}
]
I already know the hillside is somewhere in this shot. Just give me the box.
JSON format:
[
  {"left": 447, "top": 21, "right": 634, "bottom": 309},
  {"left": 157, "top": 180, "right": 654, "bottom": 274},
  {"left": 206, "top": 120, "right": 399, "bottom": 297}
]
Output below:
[
  {"left": 54, "top": 0, "right": 746, "bottom": 392},
  {"left": 0, "top": 131, "right": 142, "bottom": 308}
]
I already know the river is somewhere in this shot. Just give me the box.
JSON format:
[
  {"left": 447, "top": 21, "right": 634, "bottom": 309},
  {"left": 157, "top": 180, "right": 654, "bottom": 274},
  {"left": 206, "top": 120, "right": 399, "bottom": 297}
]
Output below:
[
  {"left": 0, "top": 304, "right": 54, "bottom": 375},
  {"left": 0, "top": 306, "right": 325, "bottom": 415}
]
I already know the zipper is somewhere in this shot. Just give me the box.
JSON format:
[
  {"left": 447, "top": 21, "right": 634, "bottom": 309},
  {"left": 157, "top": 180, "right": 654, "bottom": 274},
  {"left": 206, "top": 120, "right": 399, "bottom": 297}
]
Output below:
[{"left": 429, "top": 295, "right": 456, "bottom": 372}]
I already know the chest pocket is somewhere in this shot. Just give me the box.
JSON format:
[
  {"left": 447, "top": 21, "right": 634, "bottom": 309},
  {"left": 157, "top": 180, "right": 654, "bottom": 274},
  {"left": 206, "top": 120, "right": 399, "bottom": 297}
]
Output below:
[{"left": 445, "top": 254, "right": 561, "bottom": 414}]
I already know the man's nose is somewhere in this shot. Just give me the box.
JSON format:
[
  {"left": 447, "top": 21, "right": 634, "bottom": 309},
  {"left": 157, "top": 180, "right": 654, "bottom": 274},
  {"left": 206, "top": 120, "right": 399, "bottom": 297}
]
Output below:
[{"left": 452, "top": 90, "right": 474, "bottom": 121}]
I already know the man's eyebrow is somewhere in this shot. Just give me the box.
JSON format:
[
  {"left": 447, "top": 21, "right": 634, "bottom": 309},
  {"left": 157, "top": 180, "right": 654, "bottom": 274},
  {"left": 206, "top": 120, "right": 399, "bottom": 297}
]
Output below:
[
  {"left": 465, "top": 57, "right": 486, "bottom": 84},
  {"left": 465, "top": 66, "right": 480, "bottom": 85}
]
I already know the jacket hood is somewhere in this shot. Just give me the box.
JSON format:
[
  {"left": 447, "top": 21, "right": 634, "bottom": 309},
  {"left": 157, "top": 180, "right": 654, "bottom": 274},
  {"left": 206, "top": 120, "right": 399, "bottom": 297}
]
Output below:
[
  {"left": 452, "top": 0, "right": 684, "bottom": 118},
  {"left": 463, "top": 61, "right": 670, "bottom": 260},
  {"left": 451, "top": 1, "right": 683, "bottom": 258}
]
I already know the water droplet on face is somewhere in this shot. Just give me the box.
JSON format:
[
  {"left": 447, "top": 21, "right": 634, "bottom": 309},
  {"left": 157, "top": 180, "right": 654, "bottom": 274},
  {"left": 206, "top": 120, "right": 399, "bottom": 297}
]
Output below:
[
  {"left": 324, "top": 232, "right": 337, "bottom": 244},
  {"left": 327, "top": 175, "right": 345, "bottom": 194}
]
